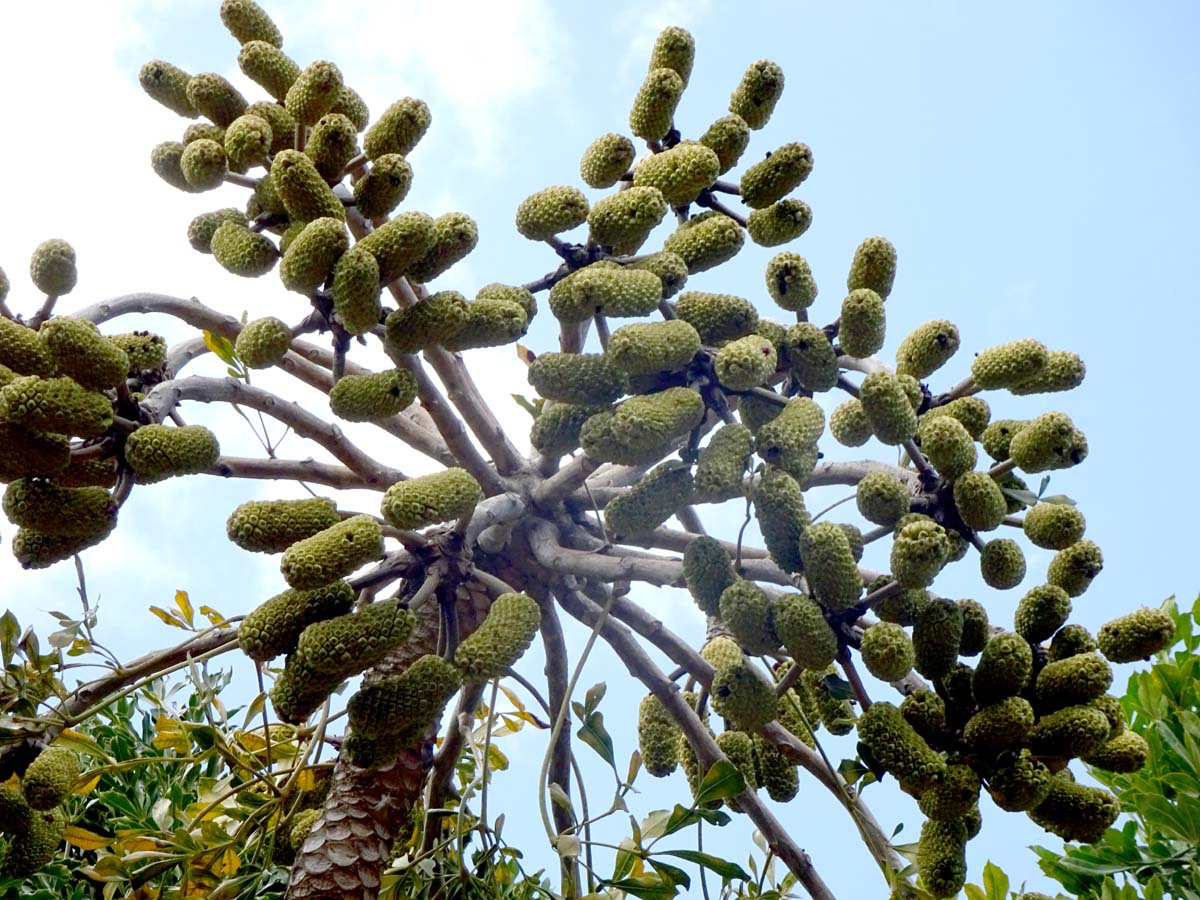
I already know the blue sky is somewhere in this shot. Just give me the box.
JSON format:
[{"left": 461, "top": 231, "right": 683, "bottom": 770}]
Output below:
[{"left": 2, "top": 1, "right": 1198, "bottom": 896}]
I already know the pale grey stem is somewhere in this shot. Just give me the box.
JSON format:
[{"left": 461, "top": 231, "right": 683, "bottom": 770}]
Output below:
[
  {"left": 206, "top": 456, "right": 378, "bottom": 490},
  {"left": 532, "top": 453, "right": 600, "bottom": 508}
]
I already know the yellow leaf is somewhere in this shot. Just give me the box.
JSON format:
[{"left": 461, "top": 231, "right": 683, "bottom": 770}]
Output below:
[
  {"left": 147, "top": 606, "right": 186, "bottom": 630},
  {"left": 57, "top": 729, "right": 110, "bottom": 761},
  {"left": 64, "top": 824, "right": 111, "bottom": 851},
  {"left": 297, "top": 768, "right": 316, "bottom": 791},
  {"left": 174, "top": 590, "right": 194, "bottom": 626},
  {"left": 486, "top": 743, "right": 509, "bottom": 772},
  {"left": 73, "top": 772, "right": 101, "bottom": 794},
  {"left": 514, "top": 709, "right": 549, "bottom": 729},
  {"left": 236, "top": 731, "right": 268, "bottom": 752},
  {"left": 198, "top": 605, "right": 225, "bottom": 626},
  {"left": 216, "top": 847, "right": 240, "bottom": 877},
  {"left": 151, "top": 715, "right": 189, "bottom": 753},
  {"left": 515, "top": 343, "right": 534, "bottom": 366},
  {"left": 497, "top": 684, "right": 526, "bottom": 713},
  {"left": 115, "top": 833, "right": 160, "bottom": 853}
]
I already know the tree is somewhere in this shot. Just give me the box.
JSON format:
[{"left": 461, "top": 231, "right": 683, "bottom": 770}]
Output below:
[{"left": 0, "top": 2, "right": 1183, "bottom": 898}]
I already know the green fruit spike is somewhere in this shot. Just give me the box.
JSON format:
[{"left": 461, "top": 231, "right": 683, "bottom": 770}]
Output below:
[
  {"left": 189, "top": 208, "right": 248, "bottom": 254},
  {"left": 139, "top": 60, "right": 198, "bottom": 117},
  {"left": 694, "top": 423, "right": 754, "bottom": 503},
  {"left": 890, "top": 519, "right": 949, "bottom": 589},
  {"left": 364, "top": 97, "right": 431, "bottom": 159},
  {"left": 663, "top": 212, "right": 745, "bottom": 274},
  {"left": 380, "top": 468, "right": 483, "bottom": 530},
  {"left": 912, "top": 597, "right": 963, "bottom": 679},
  {"left": 699, "top": 115, "right": 750, "bottom": 174},
  {"left": 859, "top": 372, "right": 918, "bottom": 445},
  {"left": 648, "top": 26, "right": 694, "bottom": 85},
  {"left": 527, "top": 353, "right": 627, "bottom": 405},
  {"left": 714, "top": 335, "right": 776, "bottom": 391},
  {"left": 922, "top": 396, "right": 991, "bottom": 440},
  {"left": 918, "top": 763, "right": 980, "bottom": 822},
  {"left": 385, "top": 290, "right": 469, "bottom": 354},
  {"left": 0, "top": 808, "right": 65, "bottom": 878},
  {"left": 54, "top": 455, "right": 118, "bottom": 489},
  {"left": 978, "top": 537, "right": 1026, "bottom": 590},
  {"left": 633, "top": 696, "right": 681, "bottom": 777},
  {"left": 1027, "top": 704, "right": 1111, "bottom": 760},
  {"left": 917, "top": 819, "right": 968, "bottom": 900},
  {"left": 682, "top": 536, "right": 737, "bottom": 616},
  {"left": 224, "top": 114, "right": 273, "bottom": 169},
  {"left": 1046, "top": 539, "right": 1103, "bottom": 597},
  {"left": 737, "top": 390, "right": 782, "bottom": 433},
  {"left": 855, "top": 700, "right": 945, "bottom": 792},
  {"left": 150, "top": 141, "right": 194, "bottom": 192},
  {"left": 305, "top": 113, "right": 358, "bottom": 181},
  {"left": 586, "top": 186, "right": 668, "bottom": 254},
  {"left": 0, "top": 425, "right": 69, "bottom": 481},
  {"left": 247, "top": 101, "right": 297, "bottom": 153},
  {"left": 211, "top": 222, "right": 279, "bottom": 277},
  {"left": 280, "top": 514, "right": 383, "bottom": 590},
  {"left": 917, "top": 416, "right": 976, "bottom": 482},
  {"left": 971, "top": 632, "right": 1032, "bottom": 704},
  {"left": 454, "top": 592, "right": 542, "bottom": 679},
  {"left": 237, "top": 40, "right": 299, "bottom": 101},
  {"left": 226, "top": 496, "right": 341, "bottom": 554},
  {"left": 21, "top": 746, "right": 80, "bottom": 810},
  {"left": 271, "top": 150, "right": 346, "bottom": 222},
  {"left": 630, "top": 67, "right": 684, "bottom": 142},
  {"left": 515, "top": 186, "right": 589, "bottom": 241},
  {"left": 846, "top": 236, "right": 897, "bottom": 299},
  {"left": 746, "top": 199, "right": 812, "bottom": 248},
  {"left": 606, "top": 320, "right": 700, "bottom": 376},
  {"left": 184, "top": 121, "right": 227, "bottom": 146},
  {"left": 837, "top": 289, "right": 885, "bottom": 359},
  {"left": 407, "top": 213, "right": 479, "bottom": 284},
  {"left": 441, "top": 298, "right": 529, "bottom": 351},
  {"left": 186, "top": 72, "right": 246, "bottom": 127},
  {"left": 3, "top": 479, "right": 116, "bottom": 538},
  {"left": 674, "top": 290, "right": 757, "bottom": 343},
  {"left": 549, "top": 264, "right": 662, "bottom": 323},
  {"left": 29, "top": 239, "right": 77, "bottom": 297},
  {"left": 755, "top": 397, "right": 823, "bottom": 467},
  {"left": 856, "top": 471, "right": 909, "bottom": 526},
  {"left": 899, "top": 690, "right": 945, "bottom": 742},
  {"left": 1028, "top": 774, "right": 1119, "bottom": 843},
  {"left": 38, "top": 318, "right": 128, "bottom": 391},
  {"left": 1009, "top": 349, "right": 1086, "bottom": 395},
  {"left": 955, "top": 599, "right": 987, "bottom": 656},
  {"left": 332, "top": 85, "right": 370, "bottom": 132},
  {"left": 1097, "top": 607, "right": 1176, "bottom": 663},
  {"left": 0, "top": 317, "right": 53, "bottom": 377},
  {"left": 951, "top": 471, "right": 1007, "bottom": 531},
  {"left": 980, "top": 418, "right": 1027, "bottom": 461},
  {"left": 633, "top": 143, "right": 720, "bottom": 207},
  {"left": 987, "top": 749, "right": 1051, "bottom": 811},
  {"left": 859, "top": 622, "right": 915, "bottom": 682},
  {"left": 1014, "top": 584, "right": 1072, "bottom": 643},
  {"left": 220, "top": 0, "right": 282, "bottom": 46},
  {"left": 477, "top": 283, "right": 536, "bottom": 322},
  {"left": 1036, "top": 651, "right": 1113, "bottom": 712},
  {"left": 718, "top": 580, "right": 779, "bottom": 655},
  {"left": 1009, "top": 411, "right": 1088, "bottom": 473},
  {"left": 753, "top": 466, "right": 810, "bottom": 573},
  {"left": 740, "top": 143, "right": 814, "bottom": 209},
  {"left": 295, "top": 599, "right": 412, "bottom": 676},
  {"left": 603, "top": 461, "right": 694, "bottom": 539},
  {"left": 774, "top": 593, "right": 837, "bottom": 670},
  {"left": 12, "top": 526, "right": 110, "bottom": 569},
  {"left": 329, "top": 369, "right": 417, "bottom": 423},
  {"left": 179, "top": 138, "right": 228, "bottom": 190},
  {"left": 280, "top": 218, "right": 349, "bottom": 294},
  {"left": 754, "top": 733, "right": 800, "bottom": 801},
  {"left": 269, "top": 654, "right": 341, "bottom": 724},
  {"left": 125, "top": 424, "right": 220, "bottom": 483},
  {"left": 1022, "top": 502, "right": 1086, "bottom": 550},
  {"left": 970, "top": 338, "right": 1049, "bottom": 389},
  {"left": 239, "top": 580, "right": 355, "bottom": 662},
  {"left": 711, "top": 660, "right": 779, "bottom": 729},
  {"left": 799, "top": 523, "right": 862, "bottom": 611},
  {"left": 347, "top": 656, "right": 461, "bottom": 746},
  {"left": 331, "top": 245, "right": 382, "bottom": 336},
  {"left": 729, "top": 60, "right": 784, "bottom": 130},
  {"left": 356, "top": 211, "right": 437, "bottom": 282},
  {"left": 1049, "top": 623, "right": 1097, "bottom": 662},
  {"left": 285, "top": 60, "right": 343, "bottom": 125},
  {"left": 1083, "top": 730, "right": 1149, "bottom": 773},
  {"left": 609, "top": 386, "right": 705, "bottom": 451},
  {"left": 580, "top": 133, "right": 635, "bottom": 188},
  {"left": 353, "top": 154, "right": 413, "bottom": 219},
  {"left": 0, "top": 376, "right": 113, "bottom": 439},
  {"left": 531, "top": 402, "right": 605, "bottom": 458},
  {"left": 715, "top": 729, "right": 758, "bottom": 801},
  {"left": 701, "top": 636, "right": 744, "bottom": 670},
  {"left": 0, "top": 783, "right": 31, "bottom": 832},
  {"left": 895, "top": 319, "right": 960, "bottom": 379},
  {"left": 765, "top": 251, "right": 817, "bottom": 311}
]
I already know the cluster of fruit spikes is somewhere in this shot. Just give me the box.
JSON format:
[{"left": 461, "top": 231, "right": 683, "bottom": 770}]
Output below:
[
  {"left": 0, "top": 244, "right": 218, "bottom": 569},
  {"left": 0, "top": 745, "right": 80, "bottom": 877}
]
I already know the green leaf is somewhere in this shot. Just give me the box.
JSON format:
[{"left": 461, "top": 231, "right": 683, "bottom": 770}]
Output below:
[
  {"left": 647, "top": 859, "right": 690, "bottom": 890},
  {"left": 963, "top": 886, "right": 986, "bottom": 900},
  {"left": 576, "top": 711, "right": 617, "bottom": 772},
  {"left": 981, "top": 860, "right": 1008, "bottom": 900},
  {"left": 1038, "top": 474, "right": 1051, "bottom": 496},
  {"left": 584, "top": 681, "right": 607, "bottom": 715},
  {"left": 694, "top": 759, "right": 745, "bottom": 806},
  {"left": 659, "top": 850, "right": 750, "bottom": 882},
  {"left": 1040, "top": 494, "right": 1077, "bottom": 506},
  {"left": 511, "top": 394, "right": 542, "bottom": 419},
  {"left": 203, "top": 330, "right": 238, "bottom": 366},
  {"left": 601, "top": 875, "right": 679, "bottom": 900},
  {"left": 822, "top": 674, "right": 853, "bottom": 700},
  {"left": 548, "top": 782, "right": 574, "bottom": 814},
  {"left": 838, "top": 756, "right": 869, "bottom": 786},
  {"left": 1003, "top": 488, "right": 1041, "bottom": 507},
  {"left": 0, "top": 610, "right": 19, "bottom": 666}
]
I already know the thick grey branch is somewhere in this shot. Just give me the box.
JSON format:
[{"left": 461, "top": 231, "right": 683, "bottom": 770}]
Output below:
[{"left": 207, "top": 455, "right": 378, "bottom": 490}]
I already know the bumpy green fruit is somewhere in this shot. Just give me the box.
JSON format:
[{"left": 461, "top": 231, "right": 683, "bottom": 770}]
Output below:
[
  {"left": 271, "top": 150, "right": 346, "bottom": 221},
  {"left": 1037, "top": 651, "right": 1112, "bottom": 712},
  {"left": 693, "top": 424, "right": 753, "bottom": 503},
  {"left": 633, "top": 143, "right": 719, "bottom": 207},
  {"left": 188, "top": 208, "right": 248, "bottom": 254},
  {"left": 285, "top": 60, "right": 342, "bottom": 125},
  {"left": 237, "top": 39, "right": 297, "bottom": 100},
  {"left": 1010, "top": 350, "right": 1086, "bottom": 395},
  {"left": 551, "top": 264, "right": 662, "bottom": 322},
  {"left": 919, "top": 763, "right": 980, "bottom": 822},
  {"left": 683, "top": 537, "right": 737, "bottom": 616},
  {"left": 1028, "top": 705, "right": 1111, "bottom": 759},
  {"left": 987, "top": 750, "right": 1051, "bottom": 811},
  {"left": 331, "top": 84, "right": 369, "bottom": 131},
  {"left": 211, "top": 221, "right": 279, "bottom": 277},
  {"left": 407, "top": 212, "right": 478, "bottom": 283},
  {"left": 917, "top": 819, "right": 967, "bottom": 899},
  {"left": 364, "top": 96, "right": 431, "bottom": 158},
  {"left": 829, "top": 398, "right": 871, "bottom": 447},
  {"left": 239, "top": 580, "right": 355, "bottom": 661},
  {"left": 347, "top": 654, "right": 462, "bottom": 743},
  {"left": 455, "top": 592, "right": 542, "bottom": 679},
  {"left": 184, "top": 121, "right": 228, "bottom": 147},
  {"left": 846, "top": 236, "right": 896, "bottom": 299},
  {"left": 527, "top": 353, "right": 627, "bottom": 405},
  {"left": 13, "top": 526, "right": 111, "bottom": 569},
  {"left": 1014, "top": 584, "right": 1072, "bottom": 643},
  {"left": 54, "top": 455, "right": 118, "bottom": 489},
  {"left": 360, "top": 212, "right": 439, "bottom": 282},
  {"left": 587, "top": 187, "right": 668, "bottom": 254},
  {"left": 269, "top": 655, "right": 339, "bottom": 724},
  {"left": 1046, "top": 539, "right": 1103, "bottom": 597},
  {"left": 1084, "top": 730, "right": 1149, "bottom": 773},
  {"left": 711, "top": 661, "right": 778, "bottom": 729},
  {"left": 39, "top": 318, "right": 128, "bottom": 390},
  {"left": 962, "top": 695, "right": 1034, "bottom": 751},
  {"left": 0, "top": 784, "right": 31, "bottom": 832},
  {"left": 859, "top": 622, "right": 914, "bottom": 682},
  {"left": 579, "top": 410, "right": 672, "bottom": 466},
  {"left": 701, "top": 636, "right": 744, "bottom": 670},
  {"left": 981, "top": 419, "right": 1027, "bottom": 461},
  {"left": 151, "top": 141, "right": 194, "bottom": 192},
  {"left": 608, "top": 386, "right": 704, "bottom": 451},
  {"left": 140, "top": 60, "right": 197, "bottom": 117},
  {"left": 802, "top": 666, "right": 856, "bottom": 735},
  {"left": 916, "top": 416, "right": 975, "bottom": 483},
  {"left": 782, "top": 322, "right": 837, "bottom": 392},
  {"left": 234, "top": 317, "right": 291, "bottom": 368},
  {"left": 1028, "top": 775, "right": 1119, "bottom": 843},
  {"left": 746, "top": 199, "right": 812, "bottom": 247},
  {"left": 604, "top": 462, "right": 694, "bottom": 538},
  {"left": 799, "top": 523, "right": 862, "bottom": 611},
  {"left": 1009, "top": 411, "right": 1088, "bottom": 474},
  {"left": 896, "top": 320, "right": 959, "bottom": 379},
  {"left": 328, "top": 369, "right": 416, "bottom": 423},
  {"left": 580, "top": 133, "right": 634, "bottom": 188},
  {"left": 1049, "top": 624, "right": 1097, "bottom": 662},
  {"left": 3, "top": 479, "right": 116, "bottom": 538},
  {"left": 223, "top": 114, "right": 272, "bottom": 169},
  {"left": 329, "top": 246, "right": 381, "bottom": 335},
  {"left": 699, "top": 114, "right": 750, "bottom": 173},
  {"left": 627, "top": 253, "right": 686, "bottom": 301},
  {"left": 295, "top": 599, "right": 412, "bottom": 676},
  {"left": 1097, "top": 607, "right": 1176, "bottom": 663},
  {"left": 952, "top": 471, "right": 1007, "bottom": 531},
  {"left": 753, "top": 734, "right": 799, "bottom": 801},
  {"left": 737, "top": 391, "right": 782, "bottom": 433},
  {"left": 715, "top": 730, "right": 758, "bottom": 806},
  {"left": 301, "top": 113, "right": 356, "bottom": 182},
  {"left": 837, "top": 289, "right": 885, "bottom": 359},
  {"left": 219, "top": 0, "right": 281, "bottom": 45},
  {"left": 718, "top": 580, "right": 779, "bottom": 655},
  {"left": 662, "top": 212, "right": 745, "bottom": 273},
  {"left": 606, "top": 320, "right": 699, "bottom": 377},
  {"left": 29, "top": 239, "right": 77, "bottom": 296},
  {"left": 186, "top": 72, "right": 246, "bottom": 126},
  {"left": 22, "top": 746, "right": 79, "bottom": 810},
  {"left": 923, "top": 397, "right": 991, "bottom": 441},
  {"left": 530, "top": 402, "right": 606, "bottom": 457},
  {"left": 855, "top": 472, "right": 909, "bottom": 526},
  {"left": 900, "top": 690, "right": 945, "bottom": 742},
  {"left": 714, "top": 335, "right": 776, "bottom": 391},
  {"left": 648, "top": 25, "right": 694, "bottom": 85},
  {"left": 972, "top": 632, "right": 1032, "bottom": 704},
  {"left": 912, "top": 598, "right": 963, "bottom": 679},
  {"left": 859, "top": 372, "right": 918, "bottom": 444},
  {"left": 280, "top": 515, "right": 383, "bottom": 590},
  {"left": 857, "top": 701, "right": 946, "bottom": 792},
  {"left": 740, "top": 143, "right": 813, "bottom": 209},
  {"left": 0, "top": 808, "right": 65, "bottom": 877},
  {"left": 729, "top": 60, "right": 784, "bottom": 130},
  {"left": 353, "top": 154, "right": 412, "bottom": 219},
  {"left": 971, "top": 338, "right": 1049, "bottom": 390},
  {"left": 674, "top": 291, "right": 757, "bottom": 344},
  {"left": 280, "top": 217, "right": 348, "bottom": 294},
  {"left": 0, "top": 425, "right": 69, "bottom": 482},
  {"left": 380, "top": 468, "right": 483, "bottom": 530},
  {"left": 245, "top": 100, "right": 296, "bottom": 153},
  {"left": 891, "top": 519, "right": 950, "bottom": 589},
  {"left": 0, "top": 319, "right": 52, "bottom": 377},
  {"left": 772, "top": 593, "right": 837, "bottom": 670},
  {"left": 384, "top": 291, "right": 469, "bottom": 353},
  {"left": 765, "top": 252, "right": 817, "bottom": 311},
  {"left": 638, "top": 694, "right": 681, "bottom": 777},
  {"left": 630, "top": 67, "right": 684, "bottom": 141},
  {"left": 980, "top": 538, "right": 1026, "bottom": 590},
  {"left": 753, "top": 467, "right": 810, "bottom": 573},
  {"left": 1022, "top": 502, "right": 1086, "bottom": 550},
  {"left": 226, "top": 497, "right": 341, "bottom": 554},
  {"left": 515, "top": 186, "right": 589, "bottom": 241},
  {"left": 0, "top": 376, "right": 112, "bottom": 439}
]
